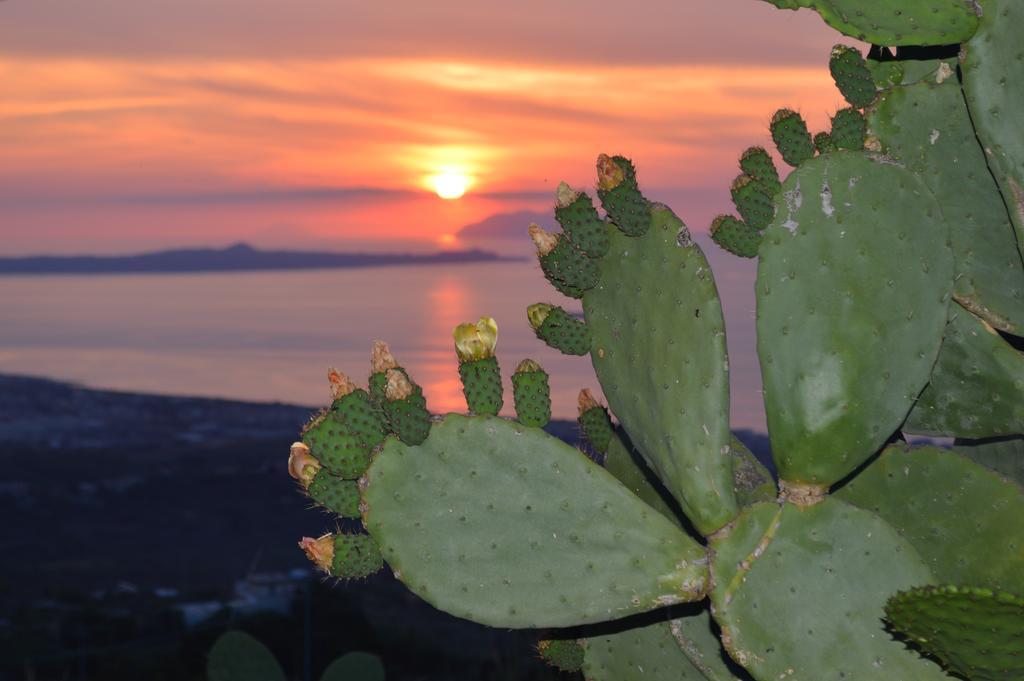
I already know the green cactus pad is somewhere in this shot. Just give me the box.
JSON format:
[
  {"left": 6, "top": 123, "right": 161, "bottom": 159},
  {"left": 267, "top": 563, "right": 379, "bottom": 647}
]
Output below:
[
  {"left": 597, "top": 156, "right": 651, "bottom": 237},
  {"left": 458, "top": 356, "right": 503, "bottom": 416},
  {"left": 511, "top": 364, "right": 551, "bottom": 427},
  {"left": 579, "top": 404, "right": 614, "bottom": 454},
  {"left": 729, "top": 437, "right": 776, "bottom": 507},
  {"left": 583, "top": 617, "right": 727, "bottom": 681},
  {"left": 739, "top": 146, "right": 781, "bottom": 196},
  {"left": 602, "top": 429, "right": 680, "bottom": 525},
  {"left": 836, "top": 444, "right": 1024, "bottom": 593},
  {"left": 555, "top": 191, "right": 610, "bottom": 258},
  {"left": 730, "top": 175, "right": 775, "bottom": 231},
  {"left": 710, "top": 215, "right": 762, "bottom": 259},
  {"left": 769, "top": 109, "right": 814, "bottom": 167},
  {"left": 866, "top": 58, "right": 905, "bottom": 89},
  {"left": 584, "top": 205, "right": 738, "bottom": 535},
  {"left": 383, "top": 393, "right": 431, "bottom": 446},
  {"left": 955, "top": 436, "right": 1024, "bottom": 486},
  {"left": 903, "top": 307, "right": 1024, "bottom": 438},
  {"left": 319, "top": 652, "right": 385, "bottom": 681},
  {"left": 329, "top": 389, "right": 387, "bottom": 449},
  {"left": 301, "top": 416, "right": 373, "bottom": 479},
  {"left": 757, "top": 151, "right": 953, "bottom": 485},
  {"left": 812, "top": 131, "right": 833, "bottom": 155},
  {"left": 307, "top": 469, "right": 361, "bottom": 519},
  {"left": 361, "top": 414, "right": 708, "bottom": 628},
  {"left": 533, "top": 305, "right": 591, "bottom": 356},
  {"left": 670, "top": 610, "right": 745, "bottom": 681},
  {"left": 207, "top": 631, "right": 286, "bottom": 681},
  {"left": 868, "top": 77, "right": 1024, "bottom": 333},
  {"left": 886, "top": 585, "right": 1024, "bottom": 681},
  {"left": 329, "top": 533, "right": 384, "bottom": 579},
  {"left": 539, "top": 236, "right": 600, "bottom": 295},
  {"left": 829, "top": 107, "right": 865, "bottom": 150},
  {"left": 762, "top": 0, "right": 980, "bottom": 46},
  {"left": 829, "top": 44, "right": 875, "bottom": 108},
  {"left": 537, "top": 639, "right": 584, "bottom": 672},
  {"left": 961, "top": 0, "right": 1024, "bottom": 262},
  {"left": 709, "top": 499, "right": 949, "bottom": 680}
]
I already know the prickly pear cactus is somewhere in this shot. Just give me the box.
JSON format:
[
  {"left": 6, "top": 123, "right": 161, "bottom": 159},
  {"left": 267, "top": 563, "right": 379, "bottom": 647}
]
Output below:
[{"left": 285, "top": 3, "right": 1024, "bottom": 679}]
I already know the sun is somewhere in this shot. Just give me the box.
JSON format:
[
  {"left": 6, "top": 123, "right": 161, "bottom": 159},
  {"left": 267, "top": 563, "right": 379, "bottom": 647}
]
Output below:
[{"left": 430, "top": 171, "right": 470, "bottom": 200}]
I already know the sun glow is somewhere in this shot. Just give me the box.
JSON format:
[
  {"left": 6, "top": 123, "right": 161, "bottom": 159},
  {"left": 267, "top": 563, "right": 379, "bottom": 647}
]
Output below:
[{"left": 430, "top": 170, "right": 471, "bottom": 199}]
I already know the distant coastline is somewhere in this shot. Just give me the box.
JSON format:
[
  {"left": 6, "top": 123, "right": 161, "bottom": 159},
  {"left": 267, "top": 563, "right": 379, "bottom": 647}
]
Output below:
[{"left": 0, "top": 242, "right": 523, "bottom": 275}]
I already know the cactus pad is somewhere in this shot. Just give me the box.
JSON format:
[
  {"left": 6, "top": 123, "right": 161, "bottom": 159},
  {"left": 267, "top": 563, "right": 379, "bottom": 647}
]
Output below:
[
  {"left": 584, "top": 204, "right": 738, "bottom": 535},
  {"left": 729, "top": 437, "right": 776, "bottom": 507},
  {"left": 769, "top": 109, "right": 814, "bottom": 167},
  {"left": 596, "top": 155, "right": 651, "bottom": 237},
  {"left": 836, "top": 444, "right": 1024, "bottom": 593},
  {"left": 582, "top": 618, "right": 722, "bottom": 681},
  {"left": 537, "top": 639, "right": 584, "bottom": 672},
  {"left": 361, "top": 414, "right": 708, "bottom": 628},
  {"left": 961, "top": 0, "right": 1024, "bottom": 261},
  {"left": 308, "top": 470, "right": 361, "bottom": 518},
  {"left": 757, "top": 151, "right": 953, "bottom": 485},
  {"left": 555, "top": 185, "right": 610, "bottom": 258},
  {"left": 761, "top": 0, "right": 980, "bottom": 46},
  {"left": 730, "top": 174, "right": 775, "bottom": 230},
  {"left": 709, "top": 499, "right": 949, "bottom": 680},
  {"left": 329, "top": 389, "right": 387, "bottom": 449},
  {"left": 302, "top": 417, "right": 373, "bottom": 479},
  {"left": 905, "top": 307, "right": 1024, "bottom": 438},
  {"left": 601, "top": 428, "right": 680, "bottom": 525},
  {"left": 319, "top": 652, "right": 385, "bottom": 681},
  {"left": 829, "top": 44, "right": 875, "bottom": 108},
  {"left": 868, "top": 77, "right": 1024, "bottom": 334},
  {"left": 207, "top": 630, "right": 286, "bottom": 681},
  {"left": 829, "top": 107, "right": 865, "bottom": 150},
  {"left": 885, "top": 585, "right": 1024, "bottom": 681},
  {"left": 301, "top": 532, "right": 383, "bottom": 580},
  {"left": 710, "top": 215, "right": 761, "bottom": 259},
  {"left": 578, "top": 401, "right": 614, "bottom": 454},
  {"left": 511, "top": 360, "right": 550, "bottom": 427},
  {"left": 739, "top": 146, "right": 781, "bottom": 196},
  {"left": 530, "top": 304, "right": 591, "bottom": 356},
  {"left": 537, "top": 233, "right": 601, "bottom": 295},
  {"left": 458, "top": 356, "right": 503, "bottom": 416},
  {"left": 955, "top": 436, "right": 1024, "bottom": 486},
  {"left": 812, "top": 131, "right": 834, "bottom": 155}
]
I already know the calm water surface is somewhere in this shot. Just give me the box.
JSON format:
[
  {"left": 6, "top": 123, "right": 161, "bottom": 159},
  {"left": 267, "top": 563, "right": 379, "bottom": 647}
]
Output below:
[{"left": 0, "top": 254, "right": 765, "bottom": 429}]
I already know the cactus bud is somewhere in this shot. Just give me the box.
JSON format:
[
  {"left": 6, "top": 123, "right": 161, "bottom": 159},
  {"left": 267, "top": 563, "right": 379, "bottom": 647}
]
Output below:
[
  {"left": 371, "top": 340, "right": 398, "bottom": 374},
  {"left": 528, "top": 223, "right": 559, "bottom": 256},
  {"left": 453, "top": 317, "right": 498, "bottom": 363},
  {"left": 288, "top": 442, "right": 321, "bottom": 487},
  {"left": 516, "top": 358, "right": 542, "bottom": 374},
  {"left": 527, "top": 303, "right": 554, "bottom": 331},
  {"left": 578, "top": 388, "right": 602, "bottom": 415},
  {"left": 299, "top": 533, "right": 335, "bottom": 573},
  {"left": 384, "top": 368, "right": 414, "bottom": 401},
  {"left": 556, "top": 181, "right": 580, "bottom": 208},
  {"left": 596, "top": 153, "right": 626, "bottom": 191},
  {"left": 327, "top": 368, "right": 358, "bottom": 401}
]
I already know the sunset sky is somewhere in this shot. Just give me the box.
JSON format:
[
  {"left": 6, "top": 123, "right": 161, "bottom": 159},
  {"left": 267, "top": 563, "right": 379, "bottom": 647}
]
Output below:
[{"left": 1, "top": 0, "right": 853, "bottom": 255}]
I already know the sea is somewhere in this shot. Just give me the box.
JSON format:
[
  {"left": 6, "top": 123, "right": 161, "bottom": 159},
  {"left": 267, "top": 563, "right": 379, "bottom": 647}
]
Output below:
[{"left": 0, "top": 251, "right": 766, "bottom": 430}]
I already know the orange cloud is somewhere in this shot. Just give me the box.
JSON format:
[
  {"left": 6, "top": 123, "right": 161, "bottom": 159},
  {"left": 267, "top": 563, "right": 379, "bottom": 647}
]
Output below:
[{"left": 0, "top": 53, "right": 842, "bottom": 253}]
